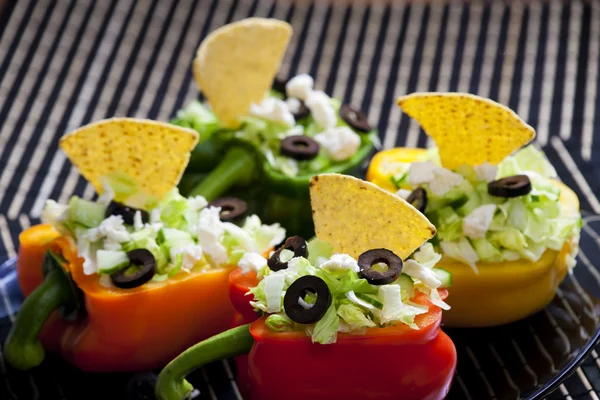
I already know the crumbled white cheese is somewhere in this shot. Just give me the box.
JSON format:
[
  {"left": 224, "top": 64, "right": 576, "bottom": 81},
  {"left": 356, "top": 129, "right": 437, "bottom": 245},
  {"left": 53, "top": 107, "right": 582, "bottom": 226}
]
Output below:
[
  {"left": 41, "top": 200, "right": 68, "bottom": 226},
  {"left": 314, "top": 126, "right": 361, "bottom": 161},
  {"left": 133, "top": 211, "right": 144, "bottom": 231},
  {"left": 197, "top": 207, "right": 228, "bottom": 265},
  {"left": 402, "top": 259, "right": 441, "bottom": 289},
  {"left": 238, "top": 252, "right": 268, "bottom": 274},
  {"left": 285, "top": 74, "right": 314, "bottom": 101},
  {"left": 320, "top": 254, "right": 360, "bottom": 272},
  {"left": 249, "top": 97, "right": 295, "bottom": 128},
  {"left": 171, "top": 244, "right": 204, "bottom": 272},
  {"left": 462, "top": 204, "right": 497, "bottom": 239},
  {"left": 474, "top": 162, "right": 498, "bottom": 182},
  {"left": 103, "top": 239, "right": 122, "bottom": 251},
  {"left": 395, "top": 189, "right": 412, "bottom": 200},
  {"left": 408, "top": 161, "right": 439, "bottom": 186},
  {"left": 187, "top": 196, "right": 208, "bottom": 211},
  {"left": 428, "top": 169, "right": 464, "bottom": 197},
  {"left": 408, "top": 161, "right": 464, "bottom": 196},
  {"left": 305, "top": 90, "right": 337, "bottom": 130},
  {"left": 84, "top": 215, "right": 131, "bottom": 243},
  {"left": 285, "top": 97, "right": 302, "bottom": 114}
]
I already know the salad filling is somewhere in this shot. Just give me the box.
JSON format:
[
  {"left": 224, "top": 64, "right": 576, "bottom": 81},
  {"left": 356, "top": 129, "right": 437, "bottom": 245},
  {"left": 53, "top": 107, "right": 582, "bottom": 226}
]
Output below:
[
  {"left": 387, "top": 145, "right": 582, "bottom": 271},
  {"left": 41, "top": 176, "right": 285, "bottom": 287},
  {"left": 239, "top": 237, "right": 451, "bottom": 345},
  {"left": 172, "top": 73, "right": 379, "bottom": 178}
]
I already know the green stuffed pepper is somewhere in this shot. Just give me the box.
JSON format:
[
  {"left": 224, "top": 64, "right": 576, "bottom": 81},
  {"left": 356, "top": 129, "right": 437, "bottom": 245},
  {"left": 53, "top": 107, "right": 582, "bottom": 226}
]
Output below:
[{"left": 170, "top": 18, "right": 378, "bottom": 239}]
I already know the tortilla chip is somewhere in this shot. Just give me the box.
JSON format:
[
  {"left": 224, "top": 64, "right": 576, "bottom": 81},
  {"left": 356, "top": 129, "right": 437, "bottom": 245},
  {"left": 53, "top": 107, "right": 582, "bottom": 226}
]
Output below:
[
  {"left": 193, "top": 18, "right": 293, "bottom": 128},
  {"left": 309, "top": 174, "right": 436, "bottom": 260},
  {"left": 59, "top": 118, "right": 199, "bottom": 200},
  {"left": 397, "top": 92, "right": 536, "bottom": 170}
]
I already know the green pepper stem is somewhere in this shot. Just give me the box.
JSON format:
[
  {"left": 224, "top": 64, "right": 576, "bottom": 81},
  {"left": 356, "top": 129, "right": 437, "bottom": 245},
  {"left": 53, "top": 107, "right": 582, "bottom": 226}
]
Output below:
[
  {"left": 188, "top": 147, "right": 257, "bottom": 201},
  {"left": 155, "top": 324, "right": 254, "bottom": 400},
  {"left": 4, "top": 268, "right": 71, "bottom": 370}
]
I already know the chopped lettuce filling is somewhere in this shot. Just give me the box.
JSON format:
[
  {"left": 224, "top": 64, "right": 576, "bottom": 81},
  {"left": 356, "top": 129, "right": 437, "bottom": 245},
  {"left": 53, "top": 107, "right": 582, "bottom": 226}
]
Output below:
[
  {"left": 171, "top": 73, "right": 378, "bottom": 177},
  {"left": 246, "top": 244, "right": 449, "bottom": 345},
  {"left": 389, "top": 145, "right": 582, "bottom": 271},
  {"left": 40, "top": 184, "right": 286, "bottom": 282}
]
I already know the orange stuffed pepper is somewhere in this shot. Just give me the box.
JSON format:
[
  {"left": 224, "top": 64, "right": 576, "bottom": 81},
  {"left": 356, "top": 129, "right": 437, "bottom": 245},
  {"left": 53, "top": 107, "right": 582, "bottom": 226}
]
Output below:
[{"left": 4, "top": 118, "right": 286, "bottom": 372}]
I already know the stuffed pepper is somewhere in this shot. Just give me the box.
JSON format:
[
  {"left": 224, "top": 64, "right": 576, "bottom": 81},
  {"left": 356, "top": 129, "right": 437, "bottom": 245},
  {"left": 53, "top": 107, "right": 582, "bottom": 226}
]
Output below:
[
  {"left": 170, "top": 18, "right": 378, "bottom": 238},
  {"left": 367, "top": 92, "right": 582, "bottom": 327},
  {"left": 155, "top": 174, "right": 457, "bottom": 400},
  {"left": 4, "top": 118, "right": 286, "bottom": 372}
]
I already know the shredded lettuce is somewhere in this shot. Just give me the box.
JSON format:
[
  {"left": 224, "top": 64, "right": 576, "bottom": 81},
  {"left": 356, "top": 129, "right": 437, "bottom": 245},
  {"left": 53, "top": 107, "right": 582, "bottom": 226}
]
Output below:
[
  {"left": 170, "top": 100, "right": 221, "bottom": 141},
  {"left": 309, "top": 303, "right": 340, "bottom": 344},
  {"left": 497, "top": 145, "right": 557, "bottom": 179},
  {"left": 440, "top": 238, "right": 480, "bottom": 273},
  {"left": 265, "top": 313, "right": 295, "bottom": 332},
  {"left": 307, "top": 237, "right": 334, "bottom": 266},
  {"left": 397, "top": 145, "right": 582, "bottom": 269},
  {"left": 379, "top": 285, "right": 418, "bottom": 329},
  {"left": 42, "top": 182, "right": 287, "bottom": 280}
]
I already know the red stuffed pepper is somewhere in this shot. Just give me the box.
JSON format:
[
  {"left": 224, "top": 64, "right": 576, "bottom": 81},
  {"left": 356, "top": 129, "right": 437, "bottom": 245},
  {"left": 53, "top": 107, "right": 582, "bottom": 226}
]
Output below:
[{"left": 156, "top": 174, "right": 457, "bottom": 400}]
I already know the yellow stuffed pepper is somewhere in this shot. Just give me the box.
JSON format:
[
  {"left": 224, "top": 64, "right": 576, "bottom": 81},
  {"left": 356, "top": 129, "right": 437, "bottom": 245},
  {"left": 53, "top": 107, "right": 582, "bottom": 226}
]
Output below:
[{"left": 367, "top": 93, "right": 582, "bottom": 327}]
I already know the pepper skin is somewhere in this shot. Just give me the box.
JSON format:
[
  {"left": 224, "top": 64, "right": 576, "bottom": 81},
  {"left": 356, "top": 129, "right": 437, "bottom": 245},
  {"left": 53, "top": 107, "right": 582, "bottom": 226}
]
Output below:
[
  {"left": 367, "top": 147, "right": 581, "bottom": 327},
  {"left": 155, "top": 290, "right": 457, "bottom": 400},
  {"left": 228, "top": 269, "right": 261, "bottom": 399},
  {"left": 7, "top": 224, "right": 241, "bottom": 372}
]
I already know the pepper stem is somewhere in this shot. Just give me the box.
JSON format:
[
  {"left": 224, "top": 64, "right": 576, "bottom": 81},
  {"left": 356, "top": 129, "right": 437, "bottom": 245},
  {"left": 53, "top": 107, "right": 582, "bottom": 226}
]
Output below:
[
  {"left": 155, "top": 324, "right": 254, "bottom": 400},
  {"left": 188, "top": 146, "right": 257, "bottom": 201},
  {"left": 4, "top": 268, "right": 71, "bottom": 370}
]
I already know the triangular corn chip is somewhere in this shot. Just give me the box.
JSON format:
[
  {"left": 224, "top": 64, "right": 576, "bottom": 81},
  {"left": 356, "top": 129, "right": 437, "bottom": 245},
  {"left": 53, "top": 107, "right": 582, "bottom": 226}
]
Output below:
[
  {"left": 193, "top": 18, "right": 293, "bottom": 128},
  {"left": 59, "top": 118, "right": 199, "bottom": 200},
  {"left": 309, "top": 174, "right": 436, "bottom": 260},
  {"left": 397, "top": 92, "right": 536, "bottom": 170}
]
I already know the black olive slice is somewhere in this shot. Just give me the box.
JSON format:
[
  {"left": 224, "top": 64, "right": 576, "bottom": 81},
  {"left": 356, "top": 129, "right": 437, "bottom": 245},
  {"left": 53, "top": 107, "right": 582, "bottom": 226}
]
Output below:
[
  {"left": 126, "top": 372, "right": 157, "bottom": 400},
  {"left": 284, "top": 275, "right": 332, "bottom": 324},
  {"left": 358, "top": 249, "right": 403, "bottom": 285},
  {"left": 488, "top": 175, "right": 532, "bottom": 198},
  {"left": 406, "top": 187, "right": 428, "bottom": 213},
  {"left": 339, "top": 104, "right": 371, "bottom": 133},
  {"left": 272, "top": 77, "right": 288, "bottom": 94},
  {"left": 267, "top": 236, "right": 308, "bottom": 271},
  {"left": 105, "top": 201, "right": 149, "bottom": 226},
  {"left": 111, "top": 249, "right": 156, "bottom": 289},
  {"left": 280, "top": 135, "right": 320, "bottom": 161},
  {"left": 207, "top": 197, "right": 248, "bottom": 222}
]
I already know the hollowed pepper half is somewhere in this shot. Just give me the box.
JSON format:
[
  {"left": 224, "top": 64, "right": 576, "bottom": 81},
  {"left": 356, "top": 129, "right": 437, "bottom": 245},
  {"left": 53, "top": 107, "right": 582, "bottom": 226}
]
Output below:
[
  {"left": 155, "top": 288, "right": 456, "bottom": 400},
  {"left": 4, "top": 224, "right": 243, "bottom": 372},
  {"left": 367, "top": 147, "right": 581, "bottom": 327}
]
